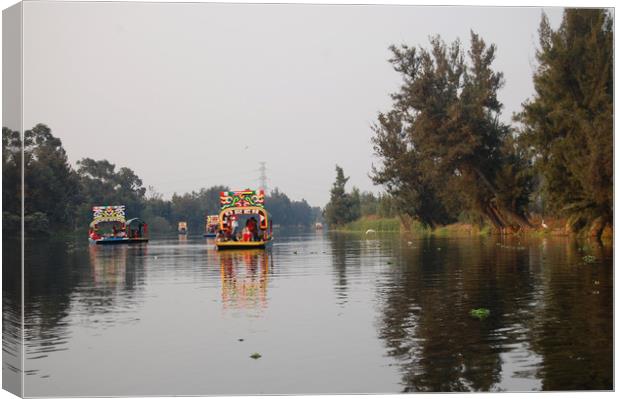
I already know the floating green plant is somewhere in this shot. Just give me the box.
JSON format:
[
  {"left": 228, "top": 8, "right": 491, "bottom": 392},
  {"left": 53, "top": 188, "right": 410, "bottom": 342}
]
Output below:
[
  {"left": 250, "top": 352, "right": 262, "bottom": 359},
  {"left": 470, "top": 308, "right": 490, "bottom": 320},
  {"left": 583, "top": 255, "right": 597, "bottom": 263}
]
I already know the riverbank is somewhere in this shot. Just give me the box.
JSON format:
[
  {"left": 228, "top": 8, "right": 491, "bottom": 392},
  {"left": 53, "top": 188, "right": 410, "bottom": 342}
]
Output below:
[{"left": 335, "top": 216, "right": 612, "bottom": 239}]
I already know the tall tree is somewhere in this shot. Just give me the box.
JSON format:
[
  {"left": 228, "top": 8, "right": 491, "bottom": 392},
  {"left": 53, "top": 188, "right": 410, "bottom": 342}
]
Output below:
[
  {"left": 324, "top": 165, "right": 358, "bottom": 226},
  {"left": 23, "top": 124, "right": 81, "bottom": 230},
  {"left": 515, "top": 9, "right": 613, "bottom": 238},
  {"left": 372, "top": 33, "right": 533, "bottom": 231},
  {"left": 2, "top": 127, "right": 22, "bottom": 231},
  {"left": 77, "top": 158, "right": 146, "bottom": 225}
]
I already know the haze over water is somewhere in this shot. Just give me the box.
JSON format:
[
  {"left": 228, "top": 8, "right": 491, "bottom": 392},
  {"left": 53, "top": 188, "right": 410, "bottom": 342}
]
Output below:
[{"left": 3, "top": 231, "right": 613, "bottom": 395}]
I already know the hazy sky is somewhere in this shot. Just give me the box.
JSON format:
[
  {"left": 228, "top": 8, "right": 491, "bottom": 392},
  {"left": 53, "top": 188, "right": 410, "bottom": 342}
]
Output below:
[{"left": 20, "top": 2, "right": 564, "bottom": 206}]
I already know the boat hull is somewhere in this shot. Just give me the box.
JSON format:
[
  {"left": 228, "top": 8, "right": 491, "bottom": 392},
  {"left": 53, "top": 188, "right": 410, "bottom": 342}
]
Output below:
[
  {"left": 216, "top": 240, "right": 272, "bottom": 250},
  {"left": 90, "top": 237, "right": 149, "bottom": 245}
]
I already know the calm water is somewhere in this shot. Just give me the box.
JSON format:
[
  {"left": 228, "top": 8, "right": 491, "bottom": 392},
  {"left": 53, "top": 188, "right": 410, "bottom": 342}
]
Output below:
[{"left": 3, "top": 231, "right": 613, "bottom": 395}]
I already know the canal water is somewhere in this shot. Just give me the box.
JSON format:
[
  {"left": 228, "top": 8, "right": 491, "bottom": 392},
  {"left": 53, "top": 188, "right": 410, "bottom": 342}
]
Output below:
[{"left": 3, "top": 230, "right": 613, "bottom": 395}]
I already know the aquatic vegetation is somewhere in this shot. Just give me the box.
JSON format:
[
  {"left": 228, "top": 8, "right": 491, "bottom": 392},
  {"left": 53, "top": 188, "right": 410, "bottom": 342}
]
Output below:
[
  {"left": 250, "top": 352, "right": 262, "bottom": 359},
  {"left": 583, "top": 255, "right": 597, "bottom": 263},
  {"left": 470, "top": 308, "right": 490, "bottom": 320}
]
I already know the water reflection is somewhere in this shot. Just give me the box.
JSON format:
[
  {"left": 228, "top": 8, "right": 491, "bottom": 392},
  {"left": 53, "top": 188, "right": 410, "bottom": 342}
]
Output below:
[
  {"left": 88, "top": 244, "right": 148, "bottom": 290},
  {"left": 329, "top": 233, "right": 361, "bottom": 305},
  {"left": 11, "top": 233, "right": 613, "bottom": 395},
  {"left": 219, "top": 250, "right": 271, "bottom": 310},
  {"left": 2, "top": 238, "right": 22, "bottom": 391},
  {"left": 374, "top": 235, "right": 612, "bottom": 391}
]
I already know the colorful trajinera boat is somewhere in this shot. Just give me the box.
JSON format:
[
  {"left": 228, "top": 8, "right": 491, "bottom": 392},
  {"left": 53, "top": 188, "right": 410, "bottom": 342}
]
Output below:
[
  {"left": 204, "top": 214, "right": 219, "bottom": 238},
  {"left": 178, "top": 221, "right": 188, "bottom": 235},
  {"left": 215, "top": 189, "right": 273, "bottom": 250},
  {"left": 88, "top": 205, "right": 148, "bottom": 245}
]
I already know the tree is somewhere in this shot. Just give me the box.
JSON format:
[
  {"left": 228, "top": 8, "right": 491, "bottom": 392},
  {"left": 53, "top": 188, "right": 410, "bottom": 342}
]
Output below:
[
  {"left": 324, "top": 165, "right": 358, "bottom": 226},
  {"left": 515, "top": 9, "right": 613, "bottom": 238},
  {"left": 168, "top": 185, "right": 229, "bottom": 233},
  {"left": 77, "top": 158, "right": 146, "bottom": 226},
  {"left": 266, "top": 188, "right": 315, "bottom": 227},
  {"left": 372, "top": 33, "right": 533, "bottom": 231},
  {"left": 2, "top": 127, "right": 22, "bottom": 232},
  {"left": 23, "top": 124, "right": 81, "bottom": 230}
]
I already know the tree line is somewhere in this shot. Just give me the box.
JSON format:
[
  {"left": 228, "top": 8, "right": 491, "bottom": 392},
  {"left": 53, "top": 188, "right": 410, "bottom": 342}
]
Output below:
[
  {"left": 2, "top": 124, "right": 320, "bottom": 235},
  {"left": 325, "top": 9, "right": 612, "bottom": 238}
]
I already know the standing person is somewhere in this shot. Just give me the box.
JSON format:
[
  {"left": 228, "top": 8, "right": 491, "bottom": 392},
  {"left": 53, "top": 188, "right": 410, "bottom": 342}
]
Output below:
[
  {"left": 248, "top": 217, "right": 259, "bottom": 241},
  {"left": 231, "top": 216, "right": 239, "bottom": 241}
]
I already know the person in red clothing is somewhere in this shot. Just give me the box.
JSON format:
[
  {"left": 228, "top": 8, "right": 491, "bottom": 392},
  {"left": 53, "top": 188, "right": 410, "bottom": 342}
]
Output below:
[{"left": 247, "top": 217, "right": 259, "bottom": 241}]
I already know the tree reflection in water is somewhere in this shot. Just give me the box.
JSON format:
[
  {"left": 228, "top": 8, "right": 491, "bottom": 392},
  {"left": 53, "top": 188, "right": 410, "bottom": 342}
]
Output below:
[{"left": 375, "top": 235, "right": 612, "bottom": 391}]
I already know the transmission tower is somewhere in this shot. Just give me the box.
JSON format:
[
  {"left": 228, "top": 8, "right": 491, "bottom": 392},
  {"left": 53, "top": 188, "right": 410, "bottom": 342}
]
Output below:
[{"left": 258, "top": 162, "right": 268, "bottom": 193}]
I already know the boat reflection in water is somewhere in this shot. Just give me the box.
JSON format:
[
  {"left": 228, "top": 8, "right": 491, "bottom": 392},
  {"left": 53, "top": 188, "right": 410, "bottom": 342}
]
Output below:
[
  {"left": 88, "top": 244, "right": 148, "bottom": 289},
  {"left": 219, "top": 249, "right": 271, "bottom": 310}
]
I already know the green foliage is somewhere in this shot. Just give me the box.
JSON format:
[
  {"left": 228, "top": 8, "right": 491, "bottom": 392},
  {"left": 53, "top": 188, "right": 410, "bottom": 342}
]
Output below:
[
  {"left": 470, "top": 308, "right": 490, "bottom": 320},
  {"left": 3, "top": 124, "right": 318, "bottom": 234},
  {"left": 323, "top": 165, "right": 361, "bottom": 227},
  {"left": 266, "top": 188, "right": 317, "bottom": 227},
  {"left": 146, "top": 216, "right": 173, "bottom": 234},
  {"left": 2, "top": 127, "right": 21, "bottom": 218},
  {"left": 372, "top": 33, "right": 533, "bottom": 231},
  {"left": 76, "top": 157, "right": 146, "bottom": 226},
  {"left": 515, "top": 9, "right": 613, "bottom": 238},
  {"left": 23, "top": 124, "right": 82, "bottom": 230},
  {"left": 24, "top": 212, "right": 50, "bottom": 235},
  {"left": 583, "top": 255, "right": 597, "bottom": 264},
  {"left": 2, "top": 212, "right": 20, "bottom": 233},
  {"left": 342, "top": 217, "right": 401, "bottom": 232}
]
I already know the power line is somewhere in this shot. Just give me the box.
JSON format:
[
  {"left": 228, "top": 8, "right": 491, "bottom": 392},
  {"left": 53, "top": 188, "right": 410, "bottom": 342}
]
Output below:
[{"left": 258, "top": 161, "right": 268, "bottom": 193}]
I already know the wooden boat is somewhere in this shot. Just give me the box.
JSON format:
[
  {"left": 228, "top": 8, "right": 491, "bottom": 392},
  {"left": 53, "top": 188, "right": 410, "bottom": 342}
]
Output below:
[
  {"left": 178, "top": 221, "right": 188, "bottom": 235},
  {"left": 204, "top": 214, "right": 219, "bottom": 238},
  {"left": 215, "top": 189, "right": 273, "bottom": 250},
  {"left": 88, "top": 206, "right": 149, "bottom": 245}
]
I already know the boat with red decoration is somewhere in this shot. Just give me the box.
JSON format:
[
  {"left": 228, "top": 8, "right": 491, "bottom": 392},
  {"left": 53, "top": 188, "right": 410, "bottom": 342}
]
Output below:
[
  {"left": 215, "top": 189, "right": 273, "bottom": 250},
  {"left": 88, "top": 205, "right": 148, "bottom": 245}
]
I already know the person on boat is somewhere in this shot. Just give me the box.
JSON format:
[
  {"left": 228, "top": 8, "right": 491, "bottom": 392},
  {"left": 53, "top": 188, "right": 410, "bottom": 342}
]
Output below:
[
  {"left": 89, "top": 228, "right": 101, "bottom": 240},
  {"left": 230, "top": 216, "right": 240, "bottom": 241},
  {"left": 242, "top": 226, "right": 251, "bottom": 242},
  {"left": 216, "top": 228, "right": 226, "bottom": 241},
  {"left": 247, "top": 217, "right": 259, "bottom": 241}
]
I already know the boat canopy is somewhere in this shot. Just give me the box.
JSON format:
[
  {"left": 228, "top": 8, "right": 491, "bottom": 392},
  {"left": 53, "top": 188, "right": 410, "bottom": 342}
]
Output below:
[
  {"left": 218, "top": 190, "right": 270, "bottom": 230},
  {"left": 126, "top": 218, "right": 146, "bottom": 227},
  {"left": 90, "top": 205, "right": 126, "bottom": 228},
  {"left": 206, "top": 214, "right": 219, "bottom": 226}
]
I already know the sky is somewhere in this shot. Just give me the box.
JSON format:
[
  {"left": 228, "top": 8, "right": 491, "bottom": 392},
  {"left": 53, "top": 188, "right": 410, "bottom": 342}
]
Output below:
[{"left": 18, "top": 1, "right": 564, "bottom": 207}]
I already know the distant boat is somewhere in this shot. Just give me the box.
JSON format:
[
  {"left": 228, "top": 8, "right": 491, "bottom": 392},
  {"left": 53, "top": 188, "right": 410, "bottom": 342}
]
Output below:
[
  {"left": 215, "top": 189, "right": 273, "bottom": 250},
  {"left": 88, "top": 205, "right": 148, "bottom": 245},
  {"left": 204, "top": 214, "right": 219, "bottom": 238},
  {"left": 315, "top": 222, "right": 323, "bottom": 230}
]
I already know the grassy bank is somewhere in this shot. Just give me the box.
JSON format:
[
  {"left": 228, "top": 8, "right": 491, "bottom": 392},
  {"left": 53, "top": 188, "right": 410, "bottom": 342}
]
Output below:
[
  {"left": 339, "top": 217, "right": 401, "bottom": 232},
  {"left": 336, "top": 216, "right": 489, "bottom": 236},
  {"left": 336, "top": 215, "right": 613, "bottom": 239}
]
